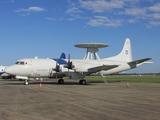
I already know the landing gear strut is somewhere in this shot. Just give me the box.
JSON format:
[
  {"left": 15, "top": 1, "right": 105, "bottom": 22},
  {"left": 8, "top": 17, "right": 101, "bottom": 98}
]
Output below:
[{"left": 79, "top": 79, "right": 86, "bottom": 85}]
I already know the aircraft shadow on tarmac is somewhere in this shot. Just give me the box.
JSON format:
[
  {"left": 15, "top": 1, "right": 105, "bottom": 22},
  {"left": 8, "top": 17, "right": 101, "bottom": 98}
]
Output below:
[
  {"left": 1, "top": 79, "right": 92, "bottom": 85},
  {"left": 1, "top": 79, "right": 119, "bottom": 85}
]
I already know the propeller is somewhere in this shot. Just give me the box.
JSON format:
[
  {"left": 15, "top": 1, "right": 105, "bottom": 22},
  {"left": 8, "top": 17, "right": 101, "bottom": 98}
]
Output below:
[
  {"left": 53, "top": 58, "right": 60, "bottom": 72},
  {"left": 52, "top": 58, "right": 61, "bottom": 79},
  {"left": 64, "top": 54, "right": 75, "bottom": 69},
  {"left": 64, "top": 54, "right": 75, "bottom": 79}
]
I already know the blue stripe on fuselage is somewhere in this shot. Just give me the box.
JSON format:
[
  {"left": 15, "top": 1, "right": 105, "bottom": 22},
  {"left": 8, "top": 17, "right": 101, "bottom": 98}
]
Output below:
[{"left": 0, "top": 72, "right": 4, "bottom": 75}]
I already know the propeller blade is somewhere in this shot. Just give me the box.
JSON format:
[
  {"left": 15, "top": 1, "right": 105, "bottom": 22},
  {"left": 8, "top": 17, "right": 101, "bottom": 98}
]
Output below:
[
  {"left": 68, "top": 54, "right": 70, "bottom": 62},
  {"left": 56, "top": 58, "right": 58, "bottom": 65}
]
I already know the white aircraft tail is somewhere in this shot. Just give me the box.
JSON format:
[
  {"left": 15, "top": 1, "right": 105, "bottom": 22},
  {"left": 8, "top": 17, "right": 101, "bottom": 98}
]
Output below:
[{"left": 104, "top": 38, "right": 132, "bottom": 62}]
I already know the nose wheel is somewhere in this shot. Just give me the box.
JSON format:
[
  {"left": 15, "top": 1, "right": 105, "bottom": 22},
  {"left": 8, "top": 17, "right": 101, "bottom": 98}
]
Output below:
[{"left": 24, "top": 80, "right": 28, "bottom": 85}]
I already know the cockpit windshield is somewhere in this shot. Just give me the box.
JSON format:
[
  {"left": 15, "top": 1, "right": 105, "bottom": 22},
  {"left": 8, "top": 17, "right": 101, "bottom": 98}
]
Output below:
[
  {"left": 20, "top": 61, "right": 25, "bottom": 65},
  {"left": 15, "top": 61, "right": 26, "bottom": 65},
  {"left": 15, "top": 61, "right": 20, "bottom": 64}
]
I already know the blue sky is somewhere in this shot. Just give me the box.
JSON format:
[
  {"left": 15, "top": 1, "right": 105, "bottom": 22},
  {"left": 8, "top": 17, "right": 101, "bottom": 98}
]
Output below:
[{"left": 0, "top": 0, "right": 160, "bottom": 73}]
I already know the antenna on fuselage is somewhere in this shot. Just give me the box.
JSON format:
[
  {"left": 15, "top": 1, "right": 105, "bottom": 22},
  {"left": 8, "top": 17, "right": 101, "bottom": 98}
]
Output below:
[{"left": 74, "top": 43, "right": 108, "bottom": 60}]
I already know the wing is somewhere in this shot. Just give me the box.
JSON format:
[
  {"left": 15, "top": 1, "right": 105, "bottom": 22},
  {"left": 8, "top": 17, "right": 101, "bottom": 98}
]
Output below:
[
  {"left": 88, "top": 65, "right": 118, "bottom": 74},
  {"left": 128, "top": 58, "right": 152, "bottom": 65}
]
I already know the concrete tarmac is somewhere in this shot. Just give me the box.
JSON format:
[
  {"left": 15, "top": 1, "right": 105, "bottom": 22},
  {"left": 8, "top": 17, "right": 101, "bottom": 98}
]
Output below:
[{"left": 0, "top": 79, "right": 160, "bottom": 120}]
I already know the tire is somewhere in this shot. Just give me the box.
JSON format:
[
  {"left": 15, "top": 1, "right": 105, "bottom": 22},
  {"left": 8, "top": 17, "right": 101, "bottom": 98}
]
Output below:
[
  {"left": 58, "top": 79, "right": 64, "bottom": 84},
  {"left": 79, "top": 80, "right": 86, "bottom": 85}
]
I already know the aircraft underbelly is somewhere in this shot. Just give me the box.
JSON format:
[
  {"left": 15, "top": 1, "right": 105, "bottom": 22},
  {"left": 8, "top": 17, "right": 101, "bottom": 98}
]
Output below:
[{"left": 65, "top": 72, "right": 85, "bottom": 79}]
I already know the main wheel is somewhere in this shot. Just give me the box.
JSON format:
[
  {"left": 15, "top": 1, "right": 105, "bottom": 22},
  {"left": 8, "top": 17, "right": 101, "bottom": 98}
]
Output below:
[
  {"left": 79, "top": 80, "right": 86, "bottom": 85},
  {"left": 58, "top": 79, "right": 64, "bottom": 84},
  {"left": 81, "top": 80, "right": 86, "bottom": 85}
]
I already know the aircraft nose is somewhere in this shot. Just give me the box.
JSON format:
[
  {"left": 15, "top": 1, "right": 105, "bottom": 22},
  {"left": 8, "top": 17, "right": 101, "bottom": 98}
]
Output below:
[{"left": 5, "top": 67, "right": 15, "bottom": 75}]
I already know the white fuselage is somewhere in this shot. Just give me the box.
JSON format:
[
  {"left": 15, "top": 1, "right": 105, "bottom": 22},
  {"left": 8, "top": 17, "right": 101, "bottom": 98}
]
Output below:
[
  {"left": 5, "top": 58, "right": 133, "bottom": 79},
  {"left": 67, "top": 59, "right": 132, "bottom": 75},
  {"left": 5, "top": 59, "right": 57, "bottom": 79}
]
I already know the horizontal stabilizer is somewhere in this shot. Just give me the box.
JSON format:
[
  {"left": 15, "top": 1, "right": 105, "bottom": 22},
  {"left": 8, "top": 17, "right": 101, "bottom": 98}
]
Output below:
[
  {"left": 88, "top": 65, "right": 118, "bottom": 73},
  {"left": 128, "top": 58, "right": 152, "bottom": 65},
  {"left": 143, "top": 62, "right": 153, "bottom": 64}
]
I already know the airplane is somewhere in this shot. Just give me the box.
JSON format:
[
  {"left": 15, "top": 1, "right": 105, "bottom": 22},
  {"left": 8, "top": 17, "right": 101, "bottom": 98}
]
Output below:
[
  {"left": 0, "top": 65, "right": 12, "bottom": 79},
  {"left": 4, "top": 53, "right": 66, "bottom": 84},
  {"left": 5, "top": 38, "right": 152, "bottom": 85},
  {"left": 0, "top": 65, "right": 6, "bottom": 76},
  {"left": 56, "top": 38, "right": 152, "bottom": 84}
]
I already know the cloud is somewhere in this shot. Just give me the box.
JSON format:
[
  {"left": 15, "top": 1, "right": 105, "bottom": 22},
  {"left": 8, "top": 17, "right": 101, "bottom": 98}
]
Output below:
[
  {"left": 46, "top": 17, "right": 57, "bottom": 21},
  {"left": 15, "top": 6, "right": 46, "bottom": 13},
  {"left": 83, "top": 1, "right": 160, "bottom": 28},
  {"left": 9, "top": 0, "right": 160, "bottom": 28},
  {"left": 149, "top": 21, "right": 160, "bottom": 26},
  {"left": 149, "top": 13, "right": 160, "bottom": 19},
  {"left": 79, "top": 0, "right": 124, "bottom": 12},
  {"left": 65, "top": 2, "right": 82, "bottom": 14},
  {"left": 46, "top": 17, "right": 65, "bottom": 21},
  {"left": 148, "top": 2, "right": 160, "bottom": 12},
  {"left": 67, "top": 14, "right": 90, "bottom": 21},
  {"left": 66, "top": 7, "right": 82, "bottom": 14},
  {"left": 124, "top": 7, "right": 146, "bottom": 17},
  {"left": 67, "top": 17, "right": 76, "bottom": 21},
  {"left": 87, "top": 16, "right": 123, "bottom": 27},
  {"left": 127, "top": 19, "right": 137, "bottom": 23},
  {"left": 28, "top": 7, "right": 45, "bottom": 12}
]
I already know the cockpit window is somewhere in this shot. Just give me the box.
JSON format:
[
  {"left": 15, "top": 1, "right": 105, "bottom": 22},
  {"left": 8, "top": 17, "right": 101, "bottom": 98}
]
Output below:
[
  {"left": 15, "top": 61, "right": 20, "bottom": 64},
  {"left": 15, "top": 61, "right": 25, "bottom": 65},
  {"left": 20, "top": 61, "right": 25, "bottom": 65}
]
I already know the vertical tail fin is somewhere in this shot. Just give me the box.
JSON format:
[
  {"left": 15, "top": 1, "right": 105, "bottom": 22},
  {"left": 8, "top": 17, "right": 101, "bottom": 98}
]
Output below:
[
  {"left": 104, "top": 38, "right": 132, "bottom": 62},
  {"left": 60, "top": 53, "right": 66, "bottom": 59}
]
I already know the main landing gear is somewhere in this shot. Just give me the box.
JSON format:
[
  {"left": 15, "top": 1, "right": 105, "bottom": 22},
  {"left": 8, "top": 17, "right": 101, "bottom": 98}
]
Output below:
[
  {"left": 58, "top": 79, "right": 64, "bottom": 84},
  {"left": 79, "top": 79, "right": 86, "bottom": 85},
  {"left": 57, "top": 79, "right": 86, "bottom": 85}
]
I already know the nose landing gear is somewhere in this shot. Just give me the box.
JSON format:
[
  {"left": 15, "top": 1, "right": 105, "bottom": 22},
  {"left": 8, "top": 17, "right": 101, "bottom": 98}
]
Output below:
[{"left": 24, "top": 80, "right": 28, "bottom": 85}]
